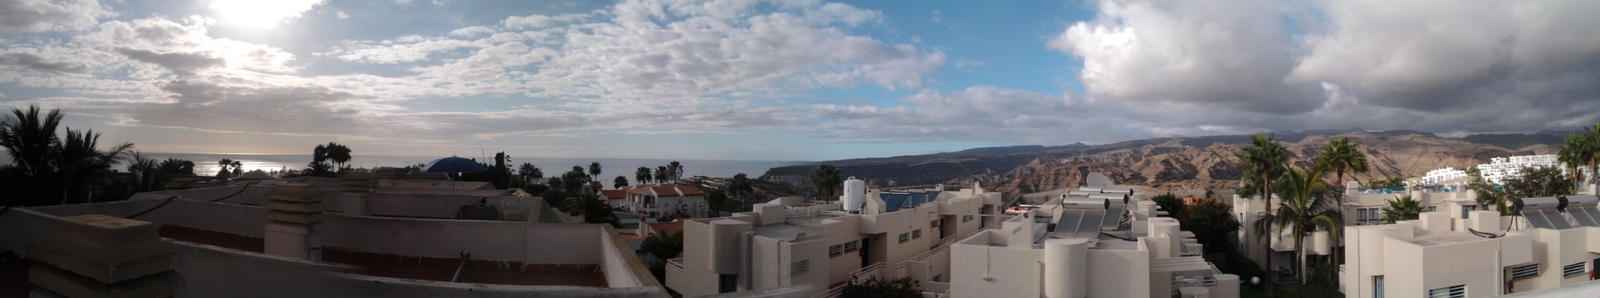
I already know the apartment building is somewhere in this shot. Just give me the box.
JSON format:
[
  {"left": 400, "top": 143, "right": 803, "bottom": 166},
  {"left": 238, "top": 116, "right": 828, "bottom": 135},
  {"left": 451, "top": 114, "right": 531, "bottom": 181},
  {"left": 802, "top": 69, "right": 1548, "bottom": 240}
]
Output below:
[{"left": 664, "top": 178, "right": 1001, "bottom": 296}]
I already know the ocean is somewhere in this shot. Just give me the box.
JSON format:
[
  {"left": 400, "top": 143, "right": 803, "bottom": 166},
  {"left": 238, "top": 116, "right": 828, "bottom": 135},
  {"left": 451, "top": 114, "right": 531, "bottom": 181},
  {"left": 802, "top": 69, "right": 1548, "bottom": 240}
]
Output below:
[
  {"left": 2, "top": 153, "right": 799, "bottom": 183},
  {"left": 152, "top": 153, "right": 797, "bottom": 180}
]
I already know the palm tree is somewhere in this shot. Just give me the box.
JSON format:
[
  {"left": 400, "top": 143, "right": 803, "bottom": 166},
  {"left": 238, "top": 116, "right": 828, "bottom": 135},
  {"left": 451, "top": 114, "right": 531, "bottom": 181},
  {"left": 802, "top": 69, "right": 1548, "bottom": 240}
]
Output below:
[
  {"left": 1, "top": 106, "right": 63, "bottom": 205},
  {"left": 728, "top": 173, "right": 754, "bottom": 200},
  {"left": 655, "top": 166, "right": 669, "bottom": 184},
  {"left": 326, "top": 142, "right": 352, "bottom": 171},
  {"left": 55, "top": 128, "right": 132, "bottom": 204},
  {"left": 811, "top": 164, "right": 842, "bottom": 200},
  {"left": 127, "top": 152, "right": 163, "bottom": 192},
  {"left": 589, "top": 162, "right": 603, "bottom": 180},
  {"left": 1240, "top": 133, "right": 1290, "bottom": 294},
  {"left": 158, "top": 158, "right": 195, "bottom": 176},
  {"left": 1559, "top": 135, "right": 1586, "bottom": 189},
  {"left": 1381, "top": 195, "right": 1423, "bottom": 224},
  {"left": 668, "top": 161, "right": 683, "bottom": 182},
  {"left": 636, "top": 167, "right": 652, "bottom": 185},
  {"left": 1254, "top": 167, "right": 1340, "bottom": 295},
  {"left": 613, "top": 175, "right": 629, "bottom": 189},
  {"left": 518, "top": 163, "right": 542, "bottom": 186},
  {"left": 1312, "top": 136, "right": 1366, "bottom": 285}
]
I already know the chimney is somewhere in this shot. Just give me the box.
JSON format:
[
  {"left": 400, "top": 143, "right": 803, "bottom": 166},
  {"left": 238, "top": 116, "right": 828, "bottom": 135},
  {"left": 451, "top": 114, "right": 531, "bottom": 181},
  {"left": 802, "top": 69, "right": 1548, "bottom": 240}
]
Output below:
[
  {"left": 265, "top": 183, "right": 324, "bottom": 261},
  {"left": 28, "top": 214, "right": 180, "bottom": 297}
]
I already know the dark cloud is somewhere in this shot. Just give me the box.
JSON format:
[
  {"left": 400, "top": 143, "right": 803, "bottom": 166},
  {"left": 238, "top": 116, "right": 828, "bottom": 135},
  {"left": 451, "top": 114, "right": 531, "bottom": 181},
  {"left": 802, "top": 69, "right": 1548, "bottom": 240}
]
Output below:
[
  {"left": 116, "top": 49, "right": 225, "bottom": 76},
  {"left": 0, "top": 52, "right": 88, "bottom": 74}
]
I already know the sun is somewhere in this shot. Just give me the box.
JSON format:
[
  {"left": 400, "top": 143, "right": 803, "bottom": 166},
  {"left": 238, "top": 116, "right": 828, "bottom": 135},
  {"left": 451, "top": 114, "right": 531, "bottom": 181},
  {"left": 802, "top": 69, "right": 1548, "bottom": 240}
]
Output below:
[{"left": 209, "top": 0, "right": 326, "bottom": 29}]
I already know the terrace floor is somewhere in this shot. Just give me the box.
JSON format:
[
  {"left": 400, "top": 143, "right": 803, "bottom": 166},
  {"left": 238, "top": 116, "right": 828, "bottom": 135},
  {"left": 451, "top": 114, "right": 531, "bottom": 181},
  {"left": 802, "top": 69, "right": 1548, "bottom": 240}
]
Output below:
[{"left": 157, "top": 224, "right": 608, "bottom": 287}]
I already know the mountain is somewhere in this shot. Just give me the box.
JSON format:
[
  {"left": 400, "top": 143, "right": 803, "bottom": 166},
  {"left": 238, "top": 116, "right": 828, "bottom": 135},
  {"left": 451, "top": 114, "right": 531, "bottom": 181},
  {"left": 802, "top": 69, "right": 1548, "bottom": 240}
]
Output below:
[{"left": 759, "top": 130, "right": 1563, "bottom": 196}]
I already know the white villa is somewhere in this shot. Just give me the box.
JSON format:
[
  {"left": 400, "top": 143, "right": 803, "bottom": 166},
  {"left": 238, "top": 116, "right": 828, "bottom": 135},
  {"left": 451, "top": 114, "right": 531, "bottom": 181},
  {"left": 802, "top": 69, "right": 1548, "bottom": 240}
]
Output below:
[{"left": 623, "top": 184, "right": 708, "bottom": 219}]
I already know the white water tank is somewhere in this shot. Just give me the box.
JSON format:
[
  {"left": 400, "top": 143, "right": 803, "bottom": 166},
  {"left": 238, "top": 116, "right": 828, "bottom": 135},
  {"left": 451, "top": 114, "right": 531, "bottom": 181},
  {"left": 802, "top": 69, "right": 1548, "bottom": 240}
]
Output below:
[
  {"left": 1043, "top": 238, "right": 1089, "bottom": 298},
  {"left": 843, "top": 177, "right": 866, "bottom": 213}
]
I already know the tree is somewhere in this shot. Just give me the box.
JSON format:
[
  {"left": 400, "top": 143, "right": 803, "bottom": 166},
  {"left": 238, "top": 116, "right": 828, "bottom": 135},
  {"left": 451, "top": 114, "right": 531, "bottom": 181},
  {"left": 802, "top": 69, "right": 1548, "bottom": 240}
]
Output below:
[
  {"left": 635, "top": 167, "right": 652, "bottom": 185},
  {"left": 589, "top": 161, "right": 602, "bottom": 180},
  {"left": 641, "top": 230, "right": 684, "bottom": 260},
  {"left": 54, "top": 128, "right": 132, "bottom": 204},
  {"left": 668, "top": 161, "right": 683, "bottom": 182},
  {"left": 1312, "top": 136, "right": 1365, "bottom": 289},
  {"left": 613, "top": 175, "right": 629, "bottom": 189},
  {"left": 1380, "top": 195, "right": 1423, "bottom": 224},
  {"left": 1179, "top": 199, "right": 1240, "bottom": 257},
  {"left": 654, "top": 166, "right": 669, "bottom": 184},
  {"left": 561, "top": 166, "right": 590, "bottom": 194},
  {"left": 706, "top": 189, "right": 728, "bottom": 217},
  {"left": 565, "top": 193, "right": 619, "bottom": 226},
  {"left": 728, "top": 173, "right": 754, "bottom": 200},
  {"left": 1254, "top": 167, "right": 1339, "bottom": 294},
  {"left": 217, "top": 158, "right": 236, "bottom": 178},
  {"left": 1503, "top": 166, "right": 1574, "bottom": 199},
  {"left": 1314, "top": 137, "right": 1366, "bottom": 217},
  {"left": 325, "top": 142, "right": 352, "bottom": 171},
  {"left": 517, "top": 163, "right": 542, "bottom": 186},
  {"left": 306, "top": 144, "right": 334, "bottom": 176},
  {"left": 840, "top": 276, "right": 920, "bottom": 298},
  {"left": 1151, "top": 192, "right": 1186, "bottom": 218},
  {"left": 1239, "top": 133, "right": 1290, "bottom": 295},
  {"left": 1465, "top": 167, "right": 1513, "bottom": 216},
  {"left": 1, "top": 105, "right": 135, "bottom": 206},
  {"left": 158, "top": 158, "right": 195, "bottom": 177},
  {"left": 1559, "top": 126, "right": 1598, "bottom": 194},
  {"left": 810, "top": 164, "right": 842, "bottom": 200},
  {"left": 127, "top": 152, "right": 163, "bottom": 193}
]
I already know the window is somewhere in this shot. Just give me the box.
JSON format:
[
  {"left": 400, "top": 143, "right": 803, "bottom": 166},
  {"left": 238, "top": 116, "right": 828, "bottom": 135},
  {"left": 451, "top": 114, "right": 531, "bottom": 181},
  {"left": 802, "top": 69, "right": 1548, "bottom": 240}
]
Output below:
[
  {"left": 719, "top": 274, "right": 738, "bottom": 293},
  {"left": 1563, "top": 262, "right": 1586, "bottom": 278},
  {"left": 932, "top": 274, "right": 942, "bottom": 282},
  {"left": 828, "top": 244, "right": 843, "bottom": 257},
  {"left": 912, "top": 229, "right": 922, "bottom": 239},
  {"left": 1427, "top": 284, "right": 1465, "bottom": 298},
  {"left": 1426, "top": 206, "right": 1437, "bottom": 212},
  {"left": 1462, "top": 205, "right": 1477, "bottom": 219},
  {"left": 1355, "top": 208, "right": 1381, "bottom": 225},
  {"left": 963, "top": 215, "right": 973, "bottom": 222},
  {"left": 843, "top": 240, "right": 859, "bottom": 252},
  {"left": 1373, "top": 275, "right": 1384, "bottom": 298},
  {"left": 898, "top": 232, "right": 910, "bottom": 243},
  {"left": 1511, "top": 264, "right": 1540, "bottom": 279},
  {"left": 931, "top": 220, "right": 940, "bottom": 227},
  {"left": 790, "top": 260, "right": 809, "bottom": 274}
]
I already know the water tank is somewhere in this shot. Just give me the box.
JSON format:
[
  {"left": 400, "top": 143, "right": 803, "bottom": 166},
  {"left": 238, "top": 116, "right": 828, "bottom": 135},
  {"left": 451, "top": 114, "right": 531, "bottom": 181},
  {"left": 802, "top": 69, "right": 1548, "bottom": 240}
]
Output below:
[
  {"left": 1043, "top": 238, "right": 1089, "bottom": 298},
  {"left": 843, "top": 177, "right": 866, "bottom": 213}
]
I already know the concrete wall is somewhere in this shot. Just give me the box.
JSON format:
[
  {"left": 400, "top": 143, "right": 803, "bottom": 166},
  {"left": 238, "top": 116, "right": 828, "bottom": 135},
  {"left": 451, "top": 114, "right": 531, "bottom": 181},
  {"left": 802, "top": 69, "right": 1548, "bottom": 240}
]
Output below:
[
  {"left": 669, "top": 220, "right": 717, "bottom": 296},
  {"left": 320, "top": 215, "right": 601, "bottom": 264},
  {"left": 1086, "top": 249, "right": 1151, "bottom": 297},
  {"left": 950, "top": 232, "right": 1043, "bottom": 298},
  {"left": 170, "top": 239, "right": 665, "bottom": 298}
]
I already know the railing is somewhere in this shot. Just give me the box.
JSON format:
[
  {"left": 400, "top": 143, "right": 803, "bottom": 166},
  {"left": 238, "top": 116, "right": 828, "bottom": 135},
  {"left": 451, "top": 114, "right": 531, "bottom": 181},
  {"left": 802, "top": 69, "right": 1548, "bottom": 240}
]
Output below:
[{"left": 667, "top": 258, "right": 685, "bottom": 271}]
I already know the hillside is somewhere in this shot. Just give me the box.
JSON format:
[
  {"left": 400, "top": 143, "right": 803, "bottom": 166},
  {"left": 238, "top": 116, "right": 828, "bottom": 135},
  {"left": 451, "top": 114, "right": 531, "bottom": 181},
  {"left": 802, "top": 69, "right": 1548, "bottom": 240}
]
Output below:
[{"left": 759, "top": 130, "right": 1561, "bottom": 196}]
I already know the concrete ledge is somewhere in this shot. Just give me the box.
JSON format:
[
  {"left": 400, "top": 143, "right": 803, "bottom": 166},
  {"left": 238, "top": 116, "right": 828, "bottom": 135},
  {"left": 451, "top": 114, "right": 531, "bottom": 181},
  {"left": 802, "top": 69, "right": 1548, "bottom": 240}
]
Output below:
[{"left": 28, "top": 264, "right": 180, "bottom": 298}]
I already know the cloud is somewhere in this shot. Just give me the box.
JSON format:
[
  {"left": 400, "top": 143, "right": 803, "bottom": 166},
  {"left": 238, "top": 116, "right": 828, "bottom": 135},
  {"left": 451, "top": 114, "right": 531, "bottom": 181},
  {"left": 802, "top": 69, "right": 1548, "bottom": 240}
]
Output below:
[
  {"left": 0, "top": 0, "right": 114, "bottom": 34},
  {"left": 1047, "top": 0, "right": 1600, "bottom": 138},
  {"left": 810, "top": 86, "right": 1158, "bottom": 143},
  {"left": 0, "top": 52, "right": 88, "bottom": 74},
  {"left": 1050, "top": 0, "right": 1319, "bottom": 113},
  {"left": 81, "top": 17, "right": 299, "bottom": 73},
  {"left": 115, "top": 49, "right": 225, "bottom": 76}
]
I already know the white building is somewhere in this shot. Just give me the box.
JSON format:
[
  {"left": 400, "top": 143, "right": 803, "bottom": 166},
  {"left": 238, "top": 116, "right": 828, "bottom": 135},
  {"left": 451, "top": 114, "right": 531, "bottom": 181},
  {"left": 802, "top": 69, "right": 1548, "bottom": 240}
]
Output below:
[
  {"left": 664, "top": 179, "right": 1002, "bottom": 296},
  {"left": 1417, "top": 167, "right": 1470, "bottom": 186},
  {"left": 624, "top": 184, "right": 708, "bottom": 218},
  {"left": 1342, "top": 195, "right": 1600, "bottom": 297},
  {"left": 950, "top": 183, "right": 1240, "bottom": 298},
  {"left": 1477, "top": 154, "right": 1563, "bottom": 185}
]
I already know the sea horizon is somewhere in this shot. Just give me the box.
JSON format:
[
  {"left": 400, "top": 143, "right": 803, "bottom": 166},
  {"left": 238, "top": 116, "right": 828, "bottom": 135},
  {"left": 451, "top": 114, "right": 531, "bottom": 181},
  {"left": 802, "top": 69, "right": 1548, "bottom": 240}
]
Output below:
[{"left": 1, "top": 152, "right": 804, "bottom": 183}]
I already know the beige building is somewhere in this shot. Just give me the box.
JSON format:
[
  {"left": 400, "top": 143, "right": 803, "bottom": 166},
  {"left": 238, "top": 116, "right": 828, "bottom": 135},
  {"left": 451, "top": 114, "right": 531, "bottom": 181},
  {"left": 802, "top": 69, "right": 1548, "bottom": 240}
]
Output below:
[
  {"left": 1342, "top": 195, "right": 1600, "bottom": 297},
  {"left": 665, "top": 179, "right": 1002, "bottom": 296},
  {"left": 950, "top": 183, "right": 1240, "bottom": 298}
]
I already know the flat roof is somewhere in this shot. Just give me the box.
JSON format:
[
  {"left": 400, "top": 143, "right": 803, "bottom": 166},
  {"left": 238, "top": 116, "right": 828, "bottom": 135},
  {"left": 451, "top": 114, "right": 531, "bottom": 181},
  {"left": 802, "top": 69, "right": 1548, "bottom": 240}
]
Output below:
[{"left": 1401, "top": 231, "right": 1493, "bottom": 247}]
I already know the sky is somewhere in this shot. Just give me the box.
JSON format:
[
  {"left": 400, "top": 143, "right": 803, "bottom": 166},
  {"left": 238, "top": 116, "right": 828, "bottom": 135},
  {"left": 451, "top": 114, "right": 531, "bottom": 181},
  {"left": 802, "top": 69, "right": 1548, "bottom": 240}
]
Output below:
[{"left": 1, "top": 0, "right": 1598, "bottom": 161}]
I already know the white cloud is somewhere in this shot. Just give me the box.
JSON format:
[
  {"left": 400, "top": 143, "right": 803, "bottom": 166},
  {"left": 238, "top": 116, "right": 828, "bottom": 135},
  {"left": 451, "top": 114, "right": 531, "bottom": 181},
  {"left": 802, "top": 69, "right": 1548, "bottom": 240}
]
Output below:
[
  {"left": 1050, "top": 0, "right": 1318, "bottom": 113},
  {"left": 337, "top": 11, "right": 349, "bottom": 20}
]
